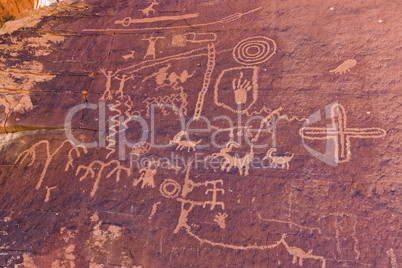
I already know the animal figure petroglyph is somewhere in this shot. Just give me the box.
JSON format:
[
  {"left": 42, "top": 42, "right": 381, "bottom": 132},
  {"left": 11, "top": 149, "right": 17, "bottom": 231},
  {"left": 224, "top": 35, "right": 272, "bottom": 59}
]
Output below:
[
  {"left": 281, "top": 235, "right": 325, "bottom": 267},
  {"left": 139, "top": 0, "right": 159, "bottom": 17},
  {"left": 169, "top": 131, "right": 201, "bottom": 152},
  {"left": 329, "top": 59, "right": 357, "bottom": 74},
  {"left": 122, "top": 50, "right": 135, "bottom": 61},
  {"left": 209, "top": 142, "right": 254, "bottom": 175},
  {"left": 263, "top": 148, "right": 294, "bottom": 169}
]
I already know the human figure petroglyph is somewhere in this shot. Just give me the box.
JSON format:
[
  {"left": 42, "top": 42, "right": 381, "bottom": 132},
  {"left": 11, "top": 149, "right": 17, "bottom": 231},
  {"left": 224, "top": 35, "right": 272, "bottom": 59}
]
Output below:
[
  {"left": 204, "top": 180, "right": 225, "bottom": 210},
  {"left": 329, "top": 59, "right": 357, "bottom": 74},
  {"left": 169, "top": 131, "right": 201, "bottom": 152},
  {"left": 133, "top": 160, "right": 159, "bottom": 189},
  {"left": 114, "top": 74, "right": 134, "bottom": 99},
  {"left": 100, "top": 69, "right": 115, "bottom": 100},
  {"left": 139, "top": 0, "right": 159, "bottom": 17},
  {"left": 15, "top": 140, "right": 87, "bottom": 190},
  {"left": 263, "top": 148, "right": 294, "bottom": 170},
  {"left": 143, "top": 36, "right": 165, "bottom": 60}
]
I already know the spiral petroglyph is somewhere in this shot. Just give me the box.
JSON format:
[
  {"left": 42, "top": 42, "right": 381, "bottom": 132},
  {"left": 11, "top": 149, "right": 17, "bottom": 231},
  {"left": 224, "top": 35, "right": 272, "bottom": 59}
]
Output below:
[{"left": 233, "top": 36, "right": 277, "bottom": 65}]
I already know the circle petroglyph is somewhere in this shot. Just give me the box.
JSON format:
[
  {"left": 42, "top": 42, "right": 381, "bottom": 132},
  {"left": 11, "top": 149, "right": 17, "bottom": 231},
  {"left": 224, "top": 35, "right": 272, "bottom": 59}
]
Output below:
[
  {"left": 233, "top": 36, "right": 277, "bottom": 65},
  {"left": 160, "top": 179, "right": 181, "bottom": 198}
]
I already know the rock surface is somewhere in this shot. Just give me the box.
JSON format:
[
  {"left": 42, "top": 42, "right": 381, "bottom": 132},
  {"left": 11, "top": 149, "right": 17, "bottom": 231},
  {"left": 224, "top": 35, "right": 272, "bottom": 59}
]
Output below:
[{"left": 0, "top": 0, "right": 400, "bottom": 267}]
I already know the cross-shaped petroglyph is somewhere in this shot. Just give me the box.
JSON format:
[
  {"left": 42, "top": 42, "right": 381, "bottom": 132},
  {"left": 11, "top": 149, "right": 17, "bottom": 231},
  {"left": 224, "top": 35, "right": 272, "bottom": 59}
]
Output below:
[{"left": 299, "top": 103, "right": 386, "bottom": 163}]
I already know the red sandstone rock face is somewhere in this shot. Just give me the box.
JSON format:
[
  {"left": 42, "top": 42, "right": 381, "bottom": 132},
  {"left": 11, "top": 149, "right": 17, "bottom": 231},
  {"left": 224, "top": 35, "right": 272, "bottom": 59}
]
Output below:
[
  {"left": 0, "top": 0, "right": 400, "bottom": 267},
  {"left": 0, "top": 0, "right": 35, "bottom": 26}
]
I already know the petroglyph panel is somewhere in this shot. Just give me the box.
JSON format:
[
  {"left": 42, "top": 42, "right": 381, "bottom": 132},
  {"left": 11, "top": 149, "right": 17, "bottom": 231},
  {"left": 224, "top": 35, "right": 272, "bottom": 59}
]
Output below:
[{"left": 0, "top": 0, "right": 400, "bottom": 267}]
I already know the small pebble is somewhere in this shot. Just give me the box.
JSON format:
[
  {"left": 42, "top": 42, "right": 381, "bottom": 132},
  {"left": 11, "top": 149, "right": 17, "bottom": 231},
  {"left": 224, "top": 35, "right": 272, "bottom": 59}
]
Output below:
[
  {"left": 330, "top": 7, "right": 334, "bottom": 11},
  {"left": 378, "top": 19, "right": 383, "bottom": 23}
]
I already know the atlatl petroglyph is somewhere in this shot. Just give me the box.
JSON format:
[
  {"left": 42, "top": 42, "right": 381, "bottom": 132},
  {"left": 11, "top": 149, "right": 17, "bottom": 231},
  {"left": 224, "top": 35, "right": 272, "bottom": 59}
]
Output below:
[{"left": 85, "top": 8, "right": 260, "bottom": 32}]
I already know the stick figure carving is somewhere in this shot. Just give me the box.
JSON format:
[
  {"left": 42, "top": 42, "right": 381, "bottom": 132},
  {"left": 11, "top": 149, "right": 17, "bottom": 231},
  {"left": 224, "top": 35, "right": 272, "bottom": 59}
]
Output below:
[{"left": 142, "top": 36, "right": 165, "bottom": 60}]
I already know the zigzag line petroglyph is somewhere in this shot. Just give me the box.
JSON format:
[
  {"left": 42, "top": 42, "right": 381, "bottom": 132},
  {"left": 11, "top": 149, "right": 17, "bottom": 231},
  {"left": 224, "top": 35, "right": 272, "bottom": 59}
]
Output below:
[
  {"left": 76, "top": 160, "right": 131, "bottom": 197},
  {"left": 387, "top": 248, "right": 398, "bottom": 268},
  {"left": 194, "top": 43, "right": 215, "bottom": 120},
  {"left": 144, "top": 92, "right": 188, "bottom": 117},
  {"left": 15, "top": 140, "right": 87, "bottom": 190},
  {"left": 83, "top": 8, "right": 261, "bottom": 32},
  {"left": 105, "top": 102, "right": 122, "bottom": 159}
]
